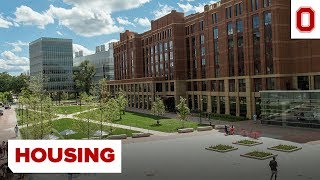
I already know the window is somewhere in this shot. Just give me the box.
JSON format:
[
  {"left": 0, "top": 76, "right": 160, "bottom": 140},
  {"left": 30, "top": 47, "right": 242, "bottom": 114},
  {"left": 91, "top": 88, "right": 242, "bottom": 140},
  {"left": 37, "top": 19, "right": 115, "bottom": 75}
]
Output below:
[
  {"left": 254, "top": 79, "right": 262, "bottom": 92},
  {"left": 264, "top": 0, "right": 271, "bottom": 7},
  {"left": 200, "top": 34, "right": 205, "bottom": 45},
  {"left": 226, "top": 6, "right": 232, "bottom": 19},
  {"left": 235, "top": 3, "right": 242, "bottom": 16},
  {"left": 229, "top": 80, "right": 235, "bottom": 92},
  {"left": 219, "top": 80, "right": 225, "bottom": 92},
  {"left": 264, "top": 12, "right": 272, "bottom": 25},
  {"left": 251, "top": 0, "right": 259, "bottom": 11},
  {"left": 201, "top": 47, "right": 205, "bottom": 56},
  {"left": 298, "top": 76, "right": 309, "bottom": 90},
  {"left": 267, "top": 78, "right": 275, "bottom": 90},
  {"left": 239, "top": 79, "right": 246, "bottom": 92},
  {"left": 236, "top": 20, "right": 243, "bottom": 33},
  {"left": 227, "top": 22, "right": 233, "bottom": 35},
  {"left": 212, "top": 13, "right": 218, "bottom": 24},
  {"left": 213, "top": 27, "right": 219, "bottom": 39},
  {"left": 315, "top": 76, "right": 320, "bottom": 89},
  {"left": 200, "top": 20, "right": 204, "bottom": 31},
  {"left": 252, "top": 15, "right": 260, "bottom": 29}
]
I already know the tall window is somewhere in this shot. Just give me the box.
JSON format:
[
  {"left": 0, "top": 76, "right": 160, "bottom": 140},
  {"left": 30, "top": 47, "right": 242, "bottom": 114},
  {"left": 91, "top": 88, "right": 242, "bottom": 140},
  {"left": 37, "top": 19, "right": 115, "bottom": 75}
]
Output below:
[
  {"left": 227, "top": 22, "right": 233, "bottom": 35},
  {"left": 236, "top": 20, "right": 243, "bottom": 33},
  {"left": 237, "top": 19, "right": 244, "bottom": 76},
  {"left": 200, "top": 20, "right": 204, "bottom": 31},
  {"left": 252, "top": 15, "right": 261, "bottom": 75},
  {"left": 200, "top": 34, "right": 205, "bottom": 45},
  {"left": 251, "top": 0, "right": 259, "bottom": 11},
  {"left": 213, "top": 27, "right": 220, "bottom": 78},
  {"left": 264, "top": 0, "right": 271, "bottom": 7},
  {"left": 227, "top": 22, "right": 234, "bottom": 76},
  {"left": 226, "top": 6, "right": 232, "bottom": 19},
  {"left": 212, "top": 13, "right": 218, "bottom": 24},
  {"left": 235, "top": 3, "right": 243, "bottom": 16},
  {"left": 264, "top": 12, "right": 273, "bottom": 74}
]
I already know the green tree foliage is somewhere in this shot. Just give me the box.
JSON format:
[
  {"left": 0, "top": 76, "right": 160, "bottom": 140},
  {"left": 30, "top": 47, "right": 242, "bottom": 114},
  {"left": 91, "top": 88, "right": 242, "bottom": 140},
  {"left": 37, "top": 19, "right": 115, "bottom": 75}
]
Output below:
[
  {"left": 0, "top": 72, "right": 28, "bottom": 93},
  {"left": 176, "top": 97, "right": 190, "bottom": 128},
  {"left": 116, "top": 89, "right": 128, "bottom": 119},
  {"left": 104, "top": 98, "right": 119, "bottom": 135},
  {"left": 74, "top": 60, "right": 96, "bottom": 94},
  {"left": 151, "top": 97, "right": 165, "bottom": 125}
]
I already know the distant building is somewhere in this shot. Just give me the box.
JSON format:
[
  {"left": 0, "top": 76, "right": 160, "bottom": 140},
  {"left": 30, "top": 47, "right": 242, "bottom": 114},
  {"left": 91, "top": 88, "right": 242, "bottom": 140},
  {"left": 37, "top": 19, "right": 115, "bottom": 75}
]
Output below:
[
  {"left": 29, "top": 37, "right": 74, "bottom": 92},
  {"left": 74, "top": 43, "right": 115, "bottom": 83}
]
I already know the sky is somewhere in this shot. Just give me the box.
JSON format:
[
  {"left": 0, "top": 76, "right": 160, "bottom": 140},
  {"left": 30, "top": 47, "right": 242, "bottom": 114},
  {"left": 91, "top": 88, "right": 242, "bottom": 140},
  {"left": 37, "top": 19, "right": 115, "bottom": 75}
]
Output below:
[{"left": 0, "top": 0, "right": 217, "bottom": 75}]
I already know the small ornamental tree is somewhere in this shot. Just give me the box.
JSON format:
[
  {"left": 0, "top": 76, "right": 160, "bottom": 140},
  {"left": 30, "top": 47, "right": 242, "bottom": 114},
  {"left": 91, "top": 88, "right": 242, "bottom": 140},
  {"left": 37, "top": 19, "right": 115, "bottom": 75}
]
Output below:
[
  {"left": 105, "top": 98, "right": 119, "bottom": 135},
  {"left": 176, "top": 97, "right": 190, "bottom": 128},
  {"left": 151, "top": 97, "right": 165, "bottom": 125},
  {"left": 116, "top": 89, "right": 128, "bottom": 119}
]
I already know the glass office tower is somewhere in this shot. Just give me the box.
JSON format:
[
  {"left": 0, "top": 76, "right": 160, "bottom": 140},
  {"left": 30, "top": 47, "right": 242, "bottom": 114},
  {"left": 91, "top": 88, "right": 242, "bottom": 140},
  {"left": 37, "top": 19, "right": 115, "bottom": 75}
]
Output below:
[{"left": 29, "top": 37, "right": 74, "bottom": 92}]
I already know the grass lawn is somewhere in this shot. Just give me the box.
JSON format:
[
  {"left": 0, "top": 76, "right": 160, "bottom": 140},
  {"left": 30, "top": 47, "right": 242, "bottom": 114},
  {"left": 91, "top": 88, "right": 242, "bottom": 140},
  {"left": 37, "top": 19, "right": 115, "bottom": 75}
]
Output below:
[
  {"left": 16, "top": 109, "right": 58, "bottom": 126},
  {"left": 245, "top": 151, "right": 273, "bottom": 158},
  {"left": 20, "top": 118, "right": 138, "bottom": 139},
  {"left": 53, "top": 105, "right": 95, "bottom": 115},
  {"left": 208, "top": 144, "right": 235, "bottom": 151},
  {"left": 76, "top": 110, "right": 199, "bottom": 133}
]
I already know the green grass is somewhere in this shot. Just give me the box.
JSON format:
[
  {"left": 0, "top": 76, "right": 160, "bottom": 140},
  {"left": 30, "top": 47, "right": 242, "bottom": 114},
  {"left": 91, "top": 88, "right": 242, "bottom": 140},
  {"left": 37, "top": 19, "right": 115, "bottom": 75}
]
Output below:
[
  {"left": 236, "top": 140, "right": 258, "bottom": 145},
  {"left": 192, "top": 112, "right": 247, "bottom": 121},
  {"left": 16, "top": 109, "right": 57, "bottom": 126},
  {"left": 209, "top": 144, "right": 235, "bottom": 151},
  {"left": 20, "top": 118, "right": 138, "bottom": 139},
  {"left": 271, "top": 145, "right": 298, "bottom": 151},
  {"left": 76, "top": 110, "right": 199, "bottom": 133},
  {"left": 53, "top": 105, "right": 94, "bottom": 115},
  {"left": 246, "top": 151, "right": 273, "bottom": 158}
]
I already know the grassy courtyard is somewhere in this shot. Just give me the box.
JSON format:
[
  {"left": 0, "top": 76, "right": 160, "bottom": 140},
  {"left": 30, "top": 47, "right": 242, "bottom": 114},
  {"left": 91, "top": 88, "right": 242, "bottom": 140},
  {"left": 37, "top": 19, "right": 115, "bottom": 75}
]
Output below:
[
  {"left": 52, "top": 105, "right": 95, "bottom": 115},
  {"left": 20, "top": 118, "right": 138, "bottom": 139},
  {"left": 76, "top": 110, "right": 199, "bottom": 133}
]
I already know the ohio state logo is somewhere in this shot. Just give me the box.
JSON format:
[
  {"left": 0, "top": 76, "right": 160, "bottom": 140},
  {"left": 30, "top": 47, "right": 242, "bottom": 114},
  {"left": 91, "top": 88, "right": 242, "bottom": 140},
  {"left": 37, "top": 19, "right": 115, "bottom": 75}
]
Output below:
[
  {"left": 291, "top": 0, "right": 320, "bottom": 39},
  {"left": 8, "top": 140, "right": 122, "bottom": 173}
]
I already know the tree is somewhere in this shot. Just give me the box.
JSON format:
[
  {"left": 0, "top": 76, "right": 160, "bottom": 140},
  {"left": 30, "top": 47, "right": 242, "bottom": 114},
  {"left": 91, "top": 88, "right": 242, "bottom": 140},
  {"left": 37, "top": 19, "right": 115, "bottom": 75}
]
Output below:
[
  {"left": 151, "top": 97, "right": 165, "bottom": 125},
  {"left": 11, "top": 74, "right": 28, "bottom": 94},
  {"left": 116, "top": 89, "right": 128, "bottom": 119},
  {"left": 74, "top": 60, "right": 96, "bottom": 94},
  {"left": 100, "top": 78, "right": 110, "bottom": 101},
  {"left": 104, "top": 98, "right": 119, "bottom": 135},
  {"left": 176, "top": 97, "right": 190, "bottom": 128}
]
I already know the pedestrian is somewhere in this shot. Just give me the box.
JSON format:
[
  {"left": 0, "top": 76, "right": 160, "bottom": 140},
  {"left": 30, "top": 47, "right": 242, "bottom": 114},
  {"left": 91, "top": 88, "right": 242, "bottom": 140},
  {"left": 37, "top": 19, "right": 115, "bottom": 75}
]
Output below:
[
  {"left": 224, "top": 125, "right": 229, "bottom": 135},
  {"left": 269, "top": 156, "right": 278, "bottom": 180},
  {"left": 253, "top": 113, "right": 257, "bottom": 124},
  {"left": 14, "top": 125, "right": 19, "bottom": 137},
  {"left": 230, "top": 125, "right": 235, "bottom": 135}
]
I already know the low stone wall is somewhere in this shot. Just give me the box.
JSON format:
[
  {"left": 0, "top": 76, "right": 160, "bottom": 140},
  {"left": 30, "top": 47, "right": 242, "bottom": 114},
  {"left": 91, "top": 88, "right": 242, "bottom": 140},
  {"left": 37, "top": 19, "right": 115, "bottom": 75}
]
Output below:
[
  {"left": 107, "top": 134, "right": 127, "bottom": 139},
  {"left": 132, "top": 133, "right": 151, "bottom": 138},
  {"left": 197, "top": 126, "right": 213, "bottom": 131},
  {"left": 177, "top": 128, "right": 194, "bottom": 133}
]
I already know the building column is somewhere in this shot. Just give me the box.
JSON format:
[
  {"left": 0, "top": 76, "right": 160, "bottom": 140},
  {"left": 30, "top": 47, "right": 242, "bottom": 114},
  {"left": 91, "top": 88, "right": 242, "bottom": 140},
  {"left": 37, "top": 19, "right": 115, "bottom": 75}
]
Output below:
[
  {"left": 292, "top": 76, "right": 298, "bottom": 89},
  {"left": 236, "top": 96, "right": 240, "bottom": 116},
  {"left": 310, "top": 76, "right": 315, "bottom": 90},
  {"left": 246, "top": 77, "right": 253, "bottom": 119},
  {"left": 224, "top": 80, "right": 230, "bottom": 115},
  {"left": 217, "top": 96, "right": 221, "bottom": 114}
]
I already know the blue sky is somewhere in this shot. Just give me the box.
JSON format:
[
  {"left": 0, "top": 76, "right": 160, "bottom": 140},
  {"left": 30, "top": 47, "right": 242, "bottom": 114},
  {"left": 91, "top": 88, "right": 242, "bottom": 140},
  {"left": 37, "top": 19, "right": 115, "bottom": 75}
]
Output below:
[{"left": 0, "top": 0, "right": 216, "bottom": 75}]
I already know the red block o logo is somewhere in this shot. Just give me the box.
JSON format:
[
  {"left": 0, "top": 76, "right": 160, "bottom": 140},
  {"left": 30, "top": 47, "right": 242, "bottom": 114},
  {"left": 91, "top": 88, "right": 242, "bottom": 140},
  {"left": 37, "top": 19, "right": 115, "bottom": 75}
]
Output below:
[{"left": 296, "top": 7, "right": 315, "bottom": 32}]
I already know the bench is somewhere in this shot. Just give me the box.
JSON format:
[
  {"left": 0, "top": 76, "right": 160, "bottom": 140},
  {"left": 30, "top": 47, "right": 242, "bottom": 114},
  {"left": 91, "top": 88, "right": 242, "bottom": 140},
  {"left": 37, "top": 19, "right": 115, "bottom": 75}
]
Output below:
[
  {"left": 177, "top": 128, "right": 194, "bottom": 133},
  {"left": 107, "top": 134, "right": 127, "bottom": 139},
  {"left": 132, "top": 133, "right": 151, "bottom": 138},
  {"left": 197, "top": 126, "right": 213, "bottom": 131}
]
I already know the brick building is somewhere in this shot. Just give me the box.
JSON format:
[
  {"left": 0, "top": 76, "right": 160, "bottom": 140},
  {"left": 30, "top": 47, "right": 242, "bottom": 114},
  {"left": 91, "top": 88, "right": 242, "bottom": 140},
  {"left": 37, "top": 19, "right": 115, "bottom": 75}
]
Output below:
[{"left": 108, "top": 0, "right": 320, "bottom": 119}]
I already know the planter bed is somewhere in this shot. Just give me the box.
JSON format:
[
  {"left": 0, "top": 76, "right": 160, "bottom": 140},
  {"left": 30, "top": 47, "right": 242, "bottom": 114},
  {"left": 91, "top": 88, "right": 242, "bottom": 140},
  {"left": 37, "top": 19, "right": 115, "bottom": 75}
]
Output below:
[
  {"left": 197, "top": 126, "right": 213, "bottom": 131},
  {"left": 241, "top": 151, "right": 277, "bottom": 160},
  {"left": 233, "top": 139, "right": 263, "bottom": 146},
  {"left": 107, "top": 134, "right": 127, "bottom": 139},
  {"left": 132, "top": 133, "right": 151, "bottom": 138},
  {"left": 205, "top": 144, "right": 238, "bottom": 153},
  {"left": 177, "top": 128, "right": 194, "bottom": 133},
  {"left": 268, "top": 145, "right": 302, "bottom": 152}
]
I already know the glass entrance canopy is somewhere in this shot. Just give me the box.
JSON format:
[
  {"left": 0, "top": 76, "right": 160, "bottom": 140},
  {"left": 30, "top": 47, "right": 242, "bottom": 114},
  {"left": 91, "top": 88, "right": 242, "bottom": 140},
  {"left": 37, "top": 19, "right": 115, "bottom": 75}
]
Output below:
[{"left": 261, "top": 90, "right": 320, "bottom": 128}]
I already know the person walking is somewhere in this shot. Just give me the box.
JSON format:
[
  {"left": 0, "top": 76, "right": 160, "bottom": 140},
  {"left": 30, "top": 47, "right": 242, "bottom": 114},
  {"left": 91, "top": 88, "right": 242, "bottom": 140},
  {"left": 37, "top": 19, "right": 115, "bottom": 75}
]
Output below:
[
  {"left": 14, "top": 125, "right": 19, "bottom": 137},
  {"left": 253, "top": 113, "right": 257, "bottom": 124},
  {"left": 269, "top": 157, "right": 278, "bottom": 180}
]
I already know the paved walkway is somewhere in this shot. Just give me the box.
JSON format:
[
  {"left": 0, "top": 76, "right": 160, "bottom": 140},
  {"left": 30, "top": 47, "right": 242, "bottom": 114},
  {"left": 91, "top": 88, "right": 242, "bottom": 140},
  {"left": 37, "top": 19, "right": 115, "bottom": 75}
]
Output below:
[{"left": 127, "top": 107, "right": 320, "bottom": 144}]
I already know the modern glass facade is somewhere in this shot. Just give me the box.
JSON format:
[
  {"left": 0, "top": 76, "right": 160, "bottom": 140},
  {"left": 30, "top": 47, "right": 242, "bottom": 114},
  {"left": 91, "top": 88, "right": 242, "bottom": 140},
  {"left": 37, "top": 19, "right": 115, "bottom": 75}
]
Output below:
[
  {"left": 74, "top": 43, "right": 114, "bottom": 82},
  {"left": 29, "top": 37, "right": 74, "bottom": 92},
  {"left": 261, "top": 91, "right": 320, "bottom": 128}
]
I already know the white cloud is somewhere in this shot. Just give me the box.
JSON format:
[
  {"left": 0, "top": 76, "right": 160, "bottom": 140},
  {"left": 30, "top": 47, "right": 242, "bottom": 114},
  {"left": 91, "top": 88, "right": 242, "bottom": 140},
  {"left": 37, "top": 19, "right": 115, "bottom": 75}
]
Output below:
[
  {"left": 116, "top": 17, "right": 135, "bottom": 26},
  {"left": 177, "top": 3, "right": 193, "bottom": 13},
  {"left": 0, "top": 51, "right": 29, "bottom": 74},
  {"left": 14, "top": 5, "right": 54, "bottom": 29},
  {"left": 56, "top": 31, "right": 63, "bottom": 36},
  {"left": 153, "top": 4, "right": 173, "bottom": 19},
  {"left": 104, "top": 39, "right": 119, "bottom": 50},
  {"left": 193, "top": 3, "right": 206, "bottom": 13},
  {"left": 62, "top": 0, "right": 151, "bottom": 12},
  {"left": 73, "top": 44, "right": 94, "bottom": 56},
  {"left": 7, "top": 41, "right": 29, "bottom": 52},
  {"left": 134, "top": 17, "right": 150, "bottom": 27},
  {"left": 0, "top": 15, "right": 13, "bottom": 28}
]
